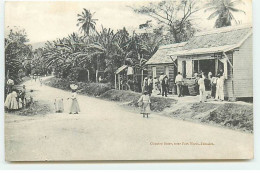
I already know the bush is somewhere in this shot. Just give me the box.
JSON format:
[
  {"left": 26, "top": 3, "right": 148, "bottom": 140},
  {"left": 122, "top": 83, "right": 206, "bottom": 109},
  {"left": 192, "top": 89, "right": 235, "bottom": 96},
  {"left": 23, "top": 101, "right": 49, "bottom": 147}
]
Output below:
[
  {"left": 44, "top": 77, "right": 112, "bottom": 96},
  {"left": 7, "top": 101, "right": 53, "bottom": 116},
  {"left": 100, "top": 89, "right": 176, "bottom": 112},
  {"left": 201, "top": 103, "right": 253, "bottom": 132}
]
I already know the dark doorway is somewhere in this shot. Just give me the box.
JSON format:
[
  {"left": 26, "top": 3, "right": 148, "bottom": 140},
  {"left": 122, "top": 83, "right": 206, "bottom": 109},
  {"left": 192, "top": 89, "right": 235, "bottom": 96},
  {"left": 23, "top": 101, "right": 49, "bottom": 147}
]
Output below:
[
  {"left": 182, "top": 61, "right": 186, "bottom": 78},
  {"left": 199, "top": 59, "right": 215, "bottom": 76}
]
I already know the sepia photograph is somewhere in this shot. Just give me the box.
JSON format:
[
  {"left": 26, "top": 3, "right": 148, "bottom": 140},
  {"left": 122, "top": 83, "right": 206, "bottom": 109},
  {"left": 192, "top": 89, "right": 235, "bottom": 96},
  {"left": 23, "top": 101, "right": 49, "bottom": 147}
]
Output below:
[{"left": 4, "top": 0, "right": 253, "bottom": 161}]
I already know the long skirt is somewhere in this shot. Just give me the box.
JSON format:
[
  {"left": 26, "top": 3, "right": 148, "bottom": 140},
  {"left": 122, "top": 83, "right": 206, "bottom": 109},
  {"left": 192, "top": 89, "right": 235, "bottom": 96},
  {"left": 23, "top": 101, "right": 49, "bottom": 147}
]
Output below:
[
  {"left": 211, "top": 84, "right": 216, "bottom": 98},
  {"left": 9, "top": 97, "right": 19, "bottom": 110},
  {"left": 70, "top": 99, "right": 80, "bottom": 113},
  {"left": 18, "top": 98, "right": 23, "bottom": 109},
  {"left": 199, "top": 87, "right": 206, "bottom": 102},
  {"left": 4, "top": 94, "right": 12, "bottom": 109},
  {"left": 141, "top": 102, "right": 151, "bottom": 114},
  {"left": 216, "top": 87, "right": 224, "bottom": 101}
]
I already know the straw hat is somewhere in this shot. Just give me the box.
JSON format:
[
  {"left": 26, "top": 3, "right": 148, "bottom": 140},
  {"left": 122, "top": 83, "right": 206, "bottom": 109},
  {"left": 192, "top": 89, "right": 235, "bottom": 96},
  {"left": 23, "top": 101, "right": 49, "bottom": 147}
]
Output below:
[{"left": 70, "top": 84, "right": 78, "bottom": 90}]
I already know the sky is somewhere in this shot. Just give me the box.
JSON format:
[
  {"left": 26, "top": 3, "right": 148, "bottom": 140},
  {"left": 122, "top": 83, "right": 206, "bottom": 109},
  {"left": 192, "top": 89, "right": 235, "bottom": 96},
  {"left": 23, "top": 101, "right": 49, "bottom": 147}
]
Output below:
[{"left": 5, "top": 0, "right": 252, "bottom": 44}]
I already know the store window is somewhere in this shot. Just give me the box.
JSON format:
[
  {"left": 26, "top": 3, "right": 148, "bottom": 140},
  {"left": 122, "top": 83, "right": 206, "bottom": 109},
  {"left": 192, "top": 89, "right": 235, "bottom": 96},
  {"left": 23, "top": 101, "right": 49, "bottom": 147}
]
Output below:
[{"left": 182, "top": 61, "right": 186, "bottom": 78}]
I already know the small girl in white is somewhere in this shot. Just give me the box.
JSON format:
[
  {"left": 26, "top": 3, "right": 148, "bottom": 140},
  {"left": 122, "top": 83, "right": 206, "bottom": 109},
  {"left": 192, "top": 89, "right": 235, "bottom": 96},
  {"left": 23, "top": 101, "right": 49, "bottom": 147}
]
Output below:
[{"left": 138, "top": 91, "right": 151, "bottom": 118}]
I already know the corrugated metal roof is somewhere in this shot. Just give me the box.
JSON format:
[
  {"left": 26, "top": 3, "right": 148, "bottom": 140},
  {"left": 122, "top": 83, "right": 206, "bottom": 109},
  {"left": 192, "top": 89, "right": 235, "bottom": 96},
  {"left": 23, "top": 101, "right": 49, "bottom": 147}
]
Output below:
[
  {"left": 145, "top": 42, "right": 186, "bottom": 65},
  {"left": 169, "top": 25, "right": 252, "bottom": 56}
]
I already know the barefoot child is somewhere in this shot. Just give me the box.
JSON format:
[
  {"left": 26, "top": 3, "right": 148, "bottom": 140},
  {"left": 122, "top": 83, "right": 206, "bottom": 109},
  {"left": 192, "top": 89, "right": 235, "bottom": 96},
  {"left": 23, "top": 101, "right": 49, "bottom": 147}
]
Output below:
[
  {"left": 138, "top": 91, "right": 151, "bottom": 118},
  {"left": 54, "top": 98, "right": 64, "bottom": 113}
]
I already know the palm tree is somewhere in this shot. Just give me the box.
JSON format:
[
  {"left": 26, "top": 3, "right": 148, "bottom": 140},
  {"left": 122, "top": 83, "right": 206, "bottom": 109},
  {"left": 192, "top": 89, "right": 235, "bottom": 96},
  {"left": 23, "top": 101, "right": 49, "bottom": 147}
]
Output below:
[
  {"left": 77, "top": 9, "right": 98, "bottom": 36},
  {"left": 204, "top": 0, "right": 246, "bottom": 28}
]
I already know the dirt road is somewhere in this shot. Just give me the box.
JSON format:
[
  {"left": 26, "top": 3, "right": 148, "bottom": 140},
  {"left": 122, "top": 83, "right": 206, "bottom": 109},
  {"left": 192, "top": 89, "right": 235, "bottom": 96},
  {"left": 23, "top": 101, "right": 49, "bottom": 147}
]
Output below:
[{"left": 5, "top": 77, "right": 253, "bottom": 161}]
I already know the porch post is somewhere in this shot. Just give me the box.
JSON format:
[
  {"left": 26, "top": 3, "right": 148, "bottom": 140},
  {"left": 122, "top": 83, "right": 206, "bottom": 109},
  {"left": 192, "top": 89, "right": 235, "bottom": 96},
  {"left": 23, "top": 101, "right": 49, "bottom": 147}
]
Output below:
[
  {"left": 115, "top": 74, "right": 117, "bottom": 89},
  {"left": 87, "top": 70, "right": 90, "bottom": 82},
  {"left": 223, "top": 52, "right": 235, "bottom": 101},
  {"left": 215, "top": 59, "right": 218, "bottom": 75},
  {"left": 223, "top": 52, "right": 233, "bottom": 68},
  {"left": 118, "top": 74, "right": 121, "bottom": 90}
]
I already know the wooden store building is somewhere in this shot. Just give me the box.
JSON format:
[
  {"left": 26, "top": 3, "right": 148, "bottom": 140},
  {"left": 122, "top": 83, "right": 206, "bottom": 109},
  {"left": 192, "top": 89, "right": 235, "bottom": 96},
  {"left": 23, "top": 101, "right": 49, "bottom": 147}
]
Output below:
[{"left": 168, "top": 25, "right": 253, "bottom": 99}]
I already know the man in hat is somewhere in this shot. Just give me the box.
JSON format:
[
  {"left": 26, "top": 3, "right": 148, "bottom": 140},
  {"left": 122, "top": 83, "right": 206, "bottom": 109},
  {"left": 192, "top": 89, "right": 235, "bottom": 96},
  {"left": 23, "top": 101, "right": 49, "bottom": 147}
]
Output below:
[
  {"left": 215, "top": 73, "right": 225, "bottom": 101},
  {"left": 175, "top": 72, "right": 184, "bottom": 97},
  {"left": 161, "top": 75, "right": 169, "bottom": 97},
  {"left": 159, "top": 72, "right": 165, "bottom": 95},
  {"left": 147, "top": 76, "right": 153, "bottom": 96},
  {"left": 142, "top": 77, "right": 149, "bottom": 94}
]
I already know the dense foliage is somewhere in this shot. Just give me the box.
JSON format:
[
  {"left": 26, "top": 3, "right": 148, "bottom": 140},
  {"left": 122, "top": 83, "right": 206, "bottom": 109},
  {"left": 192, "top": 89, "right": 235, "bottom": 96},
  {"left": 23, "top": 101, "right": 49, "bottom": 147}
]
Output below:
[
  {"left": 5, "top": 27, "right": 32, "bottom": 83},
  {"left": 5, "top": 2, "right": 246, "bottom": 85},
  {"left": 204, "top": 0, "right": 246, "bottom": 28}
]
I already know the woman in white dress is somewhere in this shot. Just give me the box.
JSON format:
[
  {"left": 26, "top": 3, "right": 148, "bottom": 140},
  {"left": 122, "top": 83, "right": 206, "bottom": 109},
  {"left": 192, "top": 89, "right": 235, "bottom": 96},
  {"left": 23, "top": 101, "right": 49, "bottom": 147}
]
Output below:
[
  {"left": 68, "top": 90, "right": 80, "bottom": 114},
  {"left": 4, "top": 92, "right": 12, "bottom": 109},
  {"left": 216, "top": 74, "right": 225, "bottom": 101},
  {"left": 9, "top": 91, "right": 19, "bottom": 110},
  {"left": 138, "top": 91, "right": 151, "bottom": 118}
]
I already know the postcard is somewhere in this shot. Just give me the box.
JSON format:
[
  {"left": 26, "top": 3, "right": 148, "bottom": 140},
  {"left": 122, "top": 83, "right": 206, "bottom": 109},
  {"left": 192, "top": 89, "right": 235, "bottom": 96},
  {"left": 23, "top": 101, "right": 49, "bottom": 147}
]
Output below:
[{"left": 4, "top": 0, "right": 253, "bottom": 161}]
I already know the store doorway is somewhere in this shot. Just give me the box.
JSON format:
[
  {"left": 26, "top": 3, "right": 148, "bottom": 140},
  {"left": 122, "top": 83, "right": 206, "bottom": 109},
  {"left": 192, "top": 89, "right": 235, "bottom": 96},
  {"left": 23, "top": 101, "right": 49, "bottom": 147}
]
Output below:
[{"left": 198, "top": 59, "right": 216, "bottom": 77}]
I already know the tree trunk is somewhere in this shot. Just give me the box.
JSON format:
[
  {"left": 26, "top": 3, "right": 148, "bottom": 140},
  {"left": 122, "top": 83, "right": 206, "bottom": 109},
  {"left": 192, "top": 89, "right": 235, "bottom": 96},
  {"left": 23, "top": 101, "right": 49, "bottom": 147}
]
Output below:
[{"left": 171, "top": 26, "right": 180, "bottom": 43}]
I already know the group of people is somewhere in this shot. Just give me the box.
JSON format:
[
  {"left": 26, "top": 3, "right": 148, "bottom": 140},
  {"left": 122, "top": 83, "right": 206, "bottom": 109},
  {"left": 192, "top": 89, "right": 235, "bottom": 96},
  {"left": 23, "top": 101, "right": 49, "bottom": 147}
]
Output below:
[
  {"left": 195, "top": 72, "right": 225, "bottom": 103},
  {"left": 4, "top": 84, "right": 28, "bottom": 111},
  {"left": 138, "top": 72, "right": 170, "bottom": 118},
  {"left": 143, "top": 73, "right": 170, "bottom": 97},
  {"left": 137, "top": 71, "right": 226, "bottom": 118},
  {"left": 30, "top": 74, "right": 43, "bottom": 85},
  {"left": 54, "top": 84, "right": 81, "bottom": 114}
]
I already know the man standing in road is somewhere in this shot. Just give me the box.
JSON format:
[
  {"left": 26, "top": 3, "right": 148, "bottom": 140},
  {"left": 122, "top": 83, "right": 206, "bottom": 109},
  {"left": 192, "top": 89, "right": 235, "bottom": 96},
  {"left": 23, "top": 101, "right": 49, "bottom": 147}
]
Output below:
[{"left": 175, "top": 72, "right": 184, "bottom": 97}]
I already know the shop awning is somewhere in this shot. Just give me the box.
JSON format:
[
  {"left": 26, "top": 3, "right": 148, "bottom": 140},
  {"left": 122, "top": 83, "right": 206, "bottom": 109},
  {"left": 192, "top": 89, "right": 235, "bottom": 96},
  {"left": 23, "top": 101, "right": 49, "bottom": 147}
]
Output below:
[{"left": 168, "top": 44, "right": 238, "bottom": 57}]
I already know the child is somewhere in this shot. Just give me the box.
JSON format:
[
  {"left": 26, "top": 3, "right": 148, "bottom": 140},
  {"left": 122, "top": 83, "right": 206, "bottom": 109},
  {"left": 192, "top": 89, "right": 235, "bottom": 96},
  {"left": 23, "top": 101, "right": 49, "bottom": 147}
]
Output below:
[
  {"left": 54, "top": 98, "right": 64, "bottom": 113},
  {"left": 138, "top": 91, "right": 151, "bottom": 118}
]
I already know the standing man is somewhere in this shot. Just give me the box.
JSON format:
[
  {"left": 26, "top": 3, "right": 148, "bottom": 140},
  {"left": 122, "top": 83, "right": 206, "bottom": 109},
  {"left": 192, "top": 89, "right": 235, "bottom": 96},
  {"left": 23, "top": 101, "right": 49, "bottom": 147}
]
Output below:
[
  {"left": 198, "top": 74, "right": 206, "bottom": 103},
  {"left": 142, "top": 77, "right": 149, "bottom": 94},
  {"left": 175, "top": 72, "right": 184, "bottom": 97},
  {"left": 162, "top": 76, "right": 169, "bottom": 97},
  {"left": 159, "top": 72, "right": 165, "bottom": 95},
  {"left": 216, "top": 73, "right": 225, "bottom": 101},
  {"left": 148, "top": 76, "right": 153, "bottom": 96}
]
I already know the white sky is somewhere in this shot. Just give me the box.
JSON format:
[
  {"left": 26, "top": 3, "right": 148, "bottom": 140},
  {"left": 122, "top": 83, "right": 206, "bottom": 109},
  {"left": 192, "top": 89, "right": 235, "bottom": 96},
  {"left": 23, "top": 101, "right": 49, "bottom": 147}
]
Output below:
[{"left": 5, "top": 0, "right": 252, "bottom": 44}]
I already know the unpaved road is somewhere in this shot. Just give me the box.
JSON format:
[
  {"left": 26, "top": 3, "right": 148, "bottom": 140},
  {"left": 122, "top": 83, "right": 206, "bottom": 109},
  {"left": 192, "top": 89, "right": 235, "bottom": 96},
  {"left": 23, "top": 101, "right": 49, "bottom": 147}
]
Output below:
[{"left": 5, "top": 77, "right": 253, "bottom": 161}]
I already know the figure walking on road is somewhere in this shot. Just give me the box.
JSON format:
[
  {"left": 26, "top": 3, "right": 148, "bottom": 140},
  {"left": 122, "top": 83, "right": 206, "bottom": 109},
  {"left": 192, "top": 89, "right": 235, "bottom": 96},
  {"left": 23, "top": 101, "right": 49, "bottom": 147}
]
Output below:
[
  {"left": 138, "top": 91, "right": 151, "bottom": 118},
  {"left": 68, "top": 84, "right": 80, "bottom": 114}
]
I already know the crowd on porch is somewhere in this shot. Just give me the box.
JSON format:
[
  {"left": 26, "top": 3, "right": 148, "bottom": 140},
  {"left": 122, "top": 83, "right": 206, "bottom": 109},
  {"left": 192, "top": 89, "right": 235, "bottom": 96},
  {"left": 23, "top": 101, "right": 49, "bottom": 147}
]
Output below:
[{"left": 140, "top": 70, "right": 226, "bottom": 103}]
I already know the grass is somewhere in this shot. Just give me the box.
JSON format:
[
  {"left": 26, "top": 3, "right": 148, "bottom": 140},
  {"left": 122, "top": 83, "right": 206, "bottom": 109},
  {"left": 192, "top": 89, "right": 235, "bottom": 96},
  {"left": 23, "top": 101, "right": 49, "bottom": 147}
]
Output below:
[
  {"left": 101, "top": 89, "right": 175, "bottom": 112},
  {"left": 170, "top": 102, "right": 253, "bottom": 133},
  {"left": 201, "top": 103, "right": 253, "bottom": 133},
  {"left": 43, "top": 76, "right": 253, "bottom": 133},
  {"left": 6, "top": 101, "right": 53, "bottom": 116},
  {"left": 44, "top": 77, "right": 111, "bottom": 96}
]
